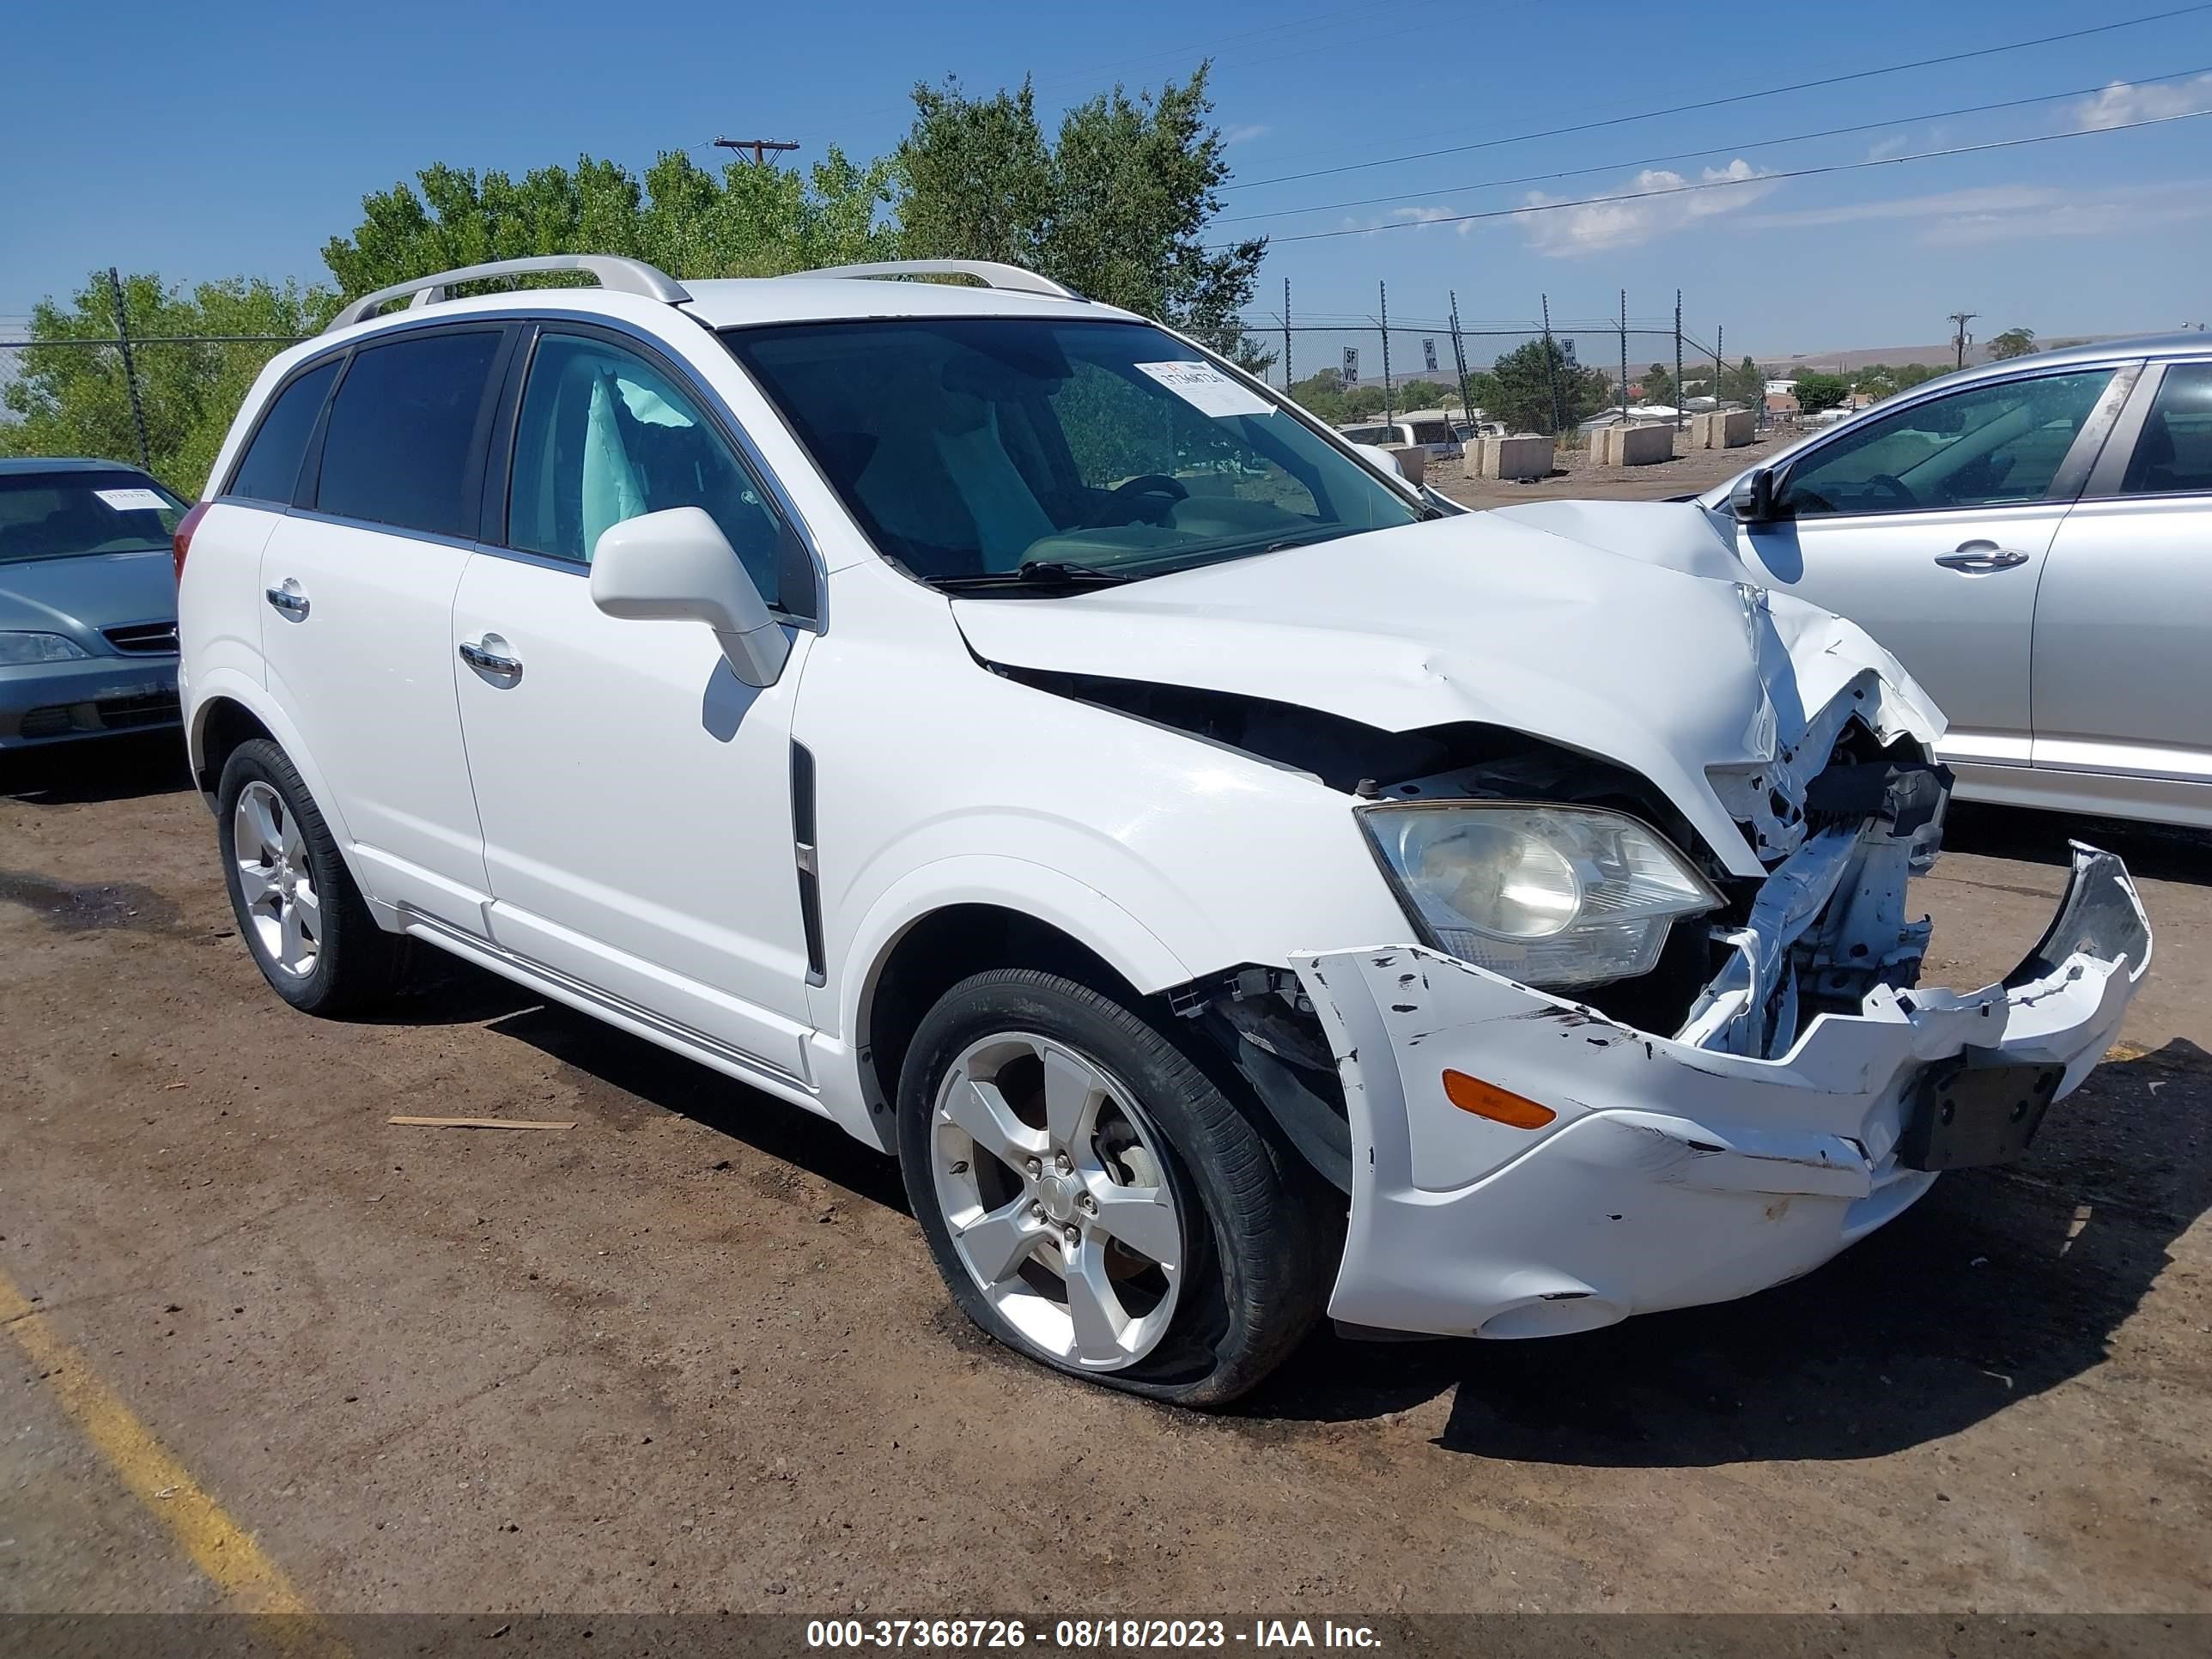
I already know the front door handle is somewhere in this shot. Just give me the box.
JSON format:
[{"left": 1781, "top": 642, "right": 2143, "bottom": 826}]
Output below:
[
  {"left": 264, "top": 580, "right": 309, "bottom": 619},
  {"left": 1935, "top": 540, "right": 2031, "bottom": 573},
  {"left": 458, "top": 635, "right": 524, "bottom": 681}
]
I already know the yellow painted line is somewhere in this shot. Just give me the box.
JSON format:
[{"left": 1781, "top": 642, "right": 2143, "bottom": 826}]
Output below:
[{"left": 2, "top": 1267, "right": 348, "bottom": 1655}]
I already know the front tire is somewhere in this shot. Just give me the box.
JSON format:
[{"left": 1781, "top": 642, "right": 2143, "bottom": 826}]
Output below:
[
  {"left": 897, "top": 969, "right": 1332, "bottom": 1407},
  {"left": 216, "top": 738, "right": 405, "bottom": 1015}
]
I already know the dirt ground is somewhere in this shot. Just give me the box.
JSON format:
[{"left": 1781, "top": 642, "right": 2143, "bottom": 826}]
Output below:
[{"left": 3, "top": 469, "right": 2208, "bottom": 1620}]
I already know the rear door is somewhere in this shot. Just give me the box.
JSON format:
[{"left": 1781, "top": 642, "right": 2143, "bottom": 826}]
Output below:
[
  {"left": 1732, "top": 365, "right": 2129, "bottom": 771},
  {"left": 258, "top": 323, "right": 514, "bottom": 930},
  {"left": 2029, "top": 359, "right": 2212, "bottom": 822}
]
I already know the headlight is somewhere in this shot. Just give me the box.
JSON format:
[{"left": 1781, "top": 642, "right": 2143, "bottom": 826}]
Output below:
[
  {"left": 1360, "top": 802, "right": 1722, "bottom": 989},
  {"left": 0, "top": 631, "right": 92, "bottom": 665}
]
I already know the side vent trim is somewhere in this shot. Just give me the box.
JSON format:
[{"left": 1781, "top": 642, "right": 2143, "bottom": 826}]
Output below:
[{"left": 792, "top": 740, "right": 827, "bottom": 987}]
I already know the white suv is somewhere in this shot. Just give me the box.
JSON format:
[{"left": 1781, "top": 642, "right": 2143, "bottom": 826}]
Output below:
[{"left": 176, "top": 255, "right": 2152, "bottom": 1404}]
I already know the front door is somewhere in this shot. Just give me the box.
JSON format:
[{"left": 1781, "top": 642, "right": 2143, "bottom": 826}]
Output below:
[
  {"left": 452, "top": 325, "right": 817, "bottom": 1081},
  {"left": 1734, "top": 365, "right": 2125, "bottom": 770},
  {"left": 2032, "top": 360, "right": 2212, "bottom": 818},
  {"left": 258, "top": 324, "right": 512, "bottom": 931}
]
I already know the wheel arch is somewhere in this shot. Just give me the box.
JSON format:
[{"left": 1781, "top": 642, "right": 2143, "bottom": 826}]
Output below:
[{"left": 185, "top": 675, "right": 360, "bottom": 855}]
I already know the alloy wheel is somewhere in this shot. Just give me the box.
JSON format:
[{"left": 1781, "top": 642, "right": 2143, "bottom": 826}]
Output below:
[{"left": 232, "top": 780, "right": 320, "bottom": 978}]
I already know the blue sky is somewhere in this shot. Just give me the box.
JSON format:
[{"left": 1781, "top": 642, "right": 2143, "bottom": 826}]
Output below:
[{"left": 5, "top": 0, "right": 2210, "bottom": 357}]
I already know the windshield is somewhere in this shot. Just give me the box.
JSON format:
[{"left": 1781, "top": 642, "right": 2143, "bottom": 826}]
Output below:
[
  {"left": 722, "top": 318, "right": 1422, "bottom": 586},
  {"left": 0, "top": 471, "right": 185, "bottom": 563}
]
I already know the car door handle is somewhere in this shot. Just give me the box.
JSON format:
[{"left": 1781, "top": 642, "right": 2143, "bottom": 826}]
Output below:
[
  {"left": 458, "top": 635, "right": 524, "bottom": 680},
  {"left": 264, "top": 581, "right": 309, "bottom": 618},
  {"left": 1934, "top": 541, "right": 2031, "bottom": 573}
]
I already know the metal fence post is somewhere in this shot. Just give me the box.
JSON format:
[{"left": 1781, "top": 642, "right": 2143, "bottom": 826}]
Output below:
[
  {"left": 1674, "top": 289, "right": 1684, "bottom": 432},
  {"left": 1282, "top": 278, "right": 1292, "bottom": 392},
  {"left": 1618, "top": 289, "right": 1628, "bottom": 417},
  {"left": 1379, "top": 282, "right": 1393, "bottom": 423},
  {"left": 1540, "top": 293, "right": 1561, "bottom": 436},
  {"left": 1448, "top": 290, "right": 1474, "bottom": 440},
  {"left": 106, "top": 267, "right": 152, "bottom": 474}
]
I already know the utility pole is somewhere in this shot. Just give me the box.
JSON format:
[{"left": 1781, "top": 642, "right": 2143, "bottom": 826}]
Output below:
[
  {"left": 1674, "top": 289, "right": 1685, "bottom": 430},
  {"left": 1618, "top": 289, "right": 1628, "bottom": 416},
  {"left": 1448, "top": 289, "right": 1474, "bottom": 432},
  {"left": 714, "top": 137, "right": 799, "bottom": 165},
  {"left": 1540, "top": 293, "right": 1561, "bottom": 435},
  {"left": 1379, "top": 282, "right": 1394, "bottom": 423},
  {"left": 1948, "top": 311, "right": 1978, "bottom": 371},
  {"left": 106, "top": 267, "right": 151, "bottom": 473},
  {"left": 1282, "top": 278, "right": 1292, "bottom": 392}
]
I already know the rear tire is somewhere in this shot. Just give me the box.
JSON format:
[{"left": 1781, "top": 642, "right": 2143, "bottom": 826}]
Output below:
[
  {"left": 216, "top": 738, "right": 405, "bottom": 1015},
  {"left": 898, "top": 968, "right": 1332, "bottom": 1407}
]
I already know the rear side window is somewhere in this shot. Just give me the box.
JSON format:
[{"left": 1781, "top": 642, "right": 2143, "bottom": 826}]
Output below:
[
  {"left": 229, "top": 358, "right": 339, "bottom": 504},
  {"left": 314, "top": 330, "right": 502, "bottom": 538},
  {"left": 2122, "top": 363, "right": 2212, "bottom": 496}
]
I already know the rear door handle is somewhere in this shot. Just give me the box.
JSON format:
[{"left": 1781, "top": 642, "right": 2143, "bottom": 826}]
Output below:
[
  {"left": 1935, "top": 540, "right": 2031, "bottom": 573},
  {"left": 264, "top": 580, "right": 309, "bottom": 618},
  {"left": 458, "top": 635, "right": 524, "bottom": 681}
]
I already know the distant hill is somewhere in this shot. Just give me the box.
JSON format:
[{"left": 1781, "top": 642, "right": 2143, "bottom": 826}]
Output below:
[{"left": 1756, "top": 335, "right": 2127, "bottom": 374}]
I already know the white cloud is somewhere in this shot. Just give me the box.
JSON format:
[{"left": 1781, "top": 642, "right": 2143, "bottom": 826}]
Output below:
[
  {"left": 1221, "top": 123, "right": 1273, "bottom": 147},
  {"left": 1865, "top": 133, "right": 1911, "bottom": 161},
  {"left": 1514, "top": 158, "right": 1778, "bottom": 256},
  {"left": 1741, "top": 179, "right": 2212, "bottom": 245},
  {"left": 1338, "top": 204, "right": 1479, "bottom": 239},
  {"left": 2073, "top": 74, "right": 2212, "bottom": 130}
]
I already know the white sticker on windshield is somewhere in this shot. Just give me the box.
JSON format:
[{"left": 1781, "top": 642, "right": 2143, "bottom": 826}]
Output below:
[
  {"left": 1134, "top": 361, "right": 1275, "bottom": 419},
  {"left": 94, "top": 488, "right": 169, "bottom": 513}
]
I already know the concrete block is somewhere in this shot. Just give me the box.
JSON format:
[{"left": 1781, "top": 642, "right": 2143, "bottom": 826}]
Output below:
[
  {"left": 1380, "top": 444, "right": 1425, "bottom": 486},
  {"left": 1717, "top": 409, "right": 1753, "bottom": 448},
  {"left": 1478, "top": 434, "right": 1554, "bottom": 480},
  {"left": 1587, "top": 425, "right": 1619, "bottom": 465},
  {"left": 1616, "top": 423, "right": 1674, "bottom": 465}
]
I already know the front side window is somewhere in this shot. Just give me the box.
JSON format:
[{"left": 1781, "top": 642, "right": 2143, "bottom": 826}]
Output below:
[
  {"left": 1778, "top": 369, "right": 2113, "bottom": 519},
  {"left": 2121, "top": 362, "right": 2212, "bottom": 496},
  {"left": 0, "top": 471, "right": 185, "bottom": 563},
  {"left": 507, "top": 331, "right": 784, "bottom": 606},
  {"left": 313, "top": 329, "right": 503, "bottom": 538},
  {"left": 723, "top": 318, "right": 1421, "bottom": 587}
]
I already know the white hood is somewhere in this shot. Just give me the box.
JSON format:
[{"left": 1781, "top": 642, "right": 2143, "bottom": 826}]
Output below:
[{"left": 951, "top": 510, "right": 1942, "bottom": 879}]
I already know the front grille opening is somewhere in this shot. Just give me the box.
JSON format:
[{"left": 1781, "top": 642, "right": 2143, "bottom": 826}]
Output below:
[{"left": 101, "top": 621, "right": 179, "bottom": 656}]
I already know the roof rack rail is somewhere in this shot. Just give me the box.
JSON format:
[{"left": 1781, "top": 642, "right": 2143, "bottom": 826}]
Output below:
[
  {"left": 793, "top": 259, "right": 1082, "bottom": 301},
  {"left": 324, "top": 255, "right": 691, "bottom": 334}
]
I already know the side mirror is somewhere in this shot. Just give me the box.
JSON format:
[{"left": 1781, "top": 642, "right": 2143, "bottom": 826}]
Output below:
[
  {"left": 1729, "top": 466, "right": 1779, "bottom": 524},
  {"left": 590, "top": 507, "right": 792, "bottom": 688},
  {"left": 1354, "top": 442, "right": 1406, "bottom": 480}
]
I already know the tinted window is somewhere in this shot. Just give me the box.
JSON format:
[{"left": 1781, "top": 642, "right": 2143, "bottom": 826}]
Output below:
[
  {"left": 0, "top": 471, "right": 185, "bottom": 563},
  {"left": 2121, "top": 362, "right": 2212, "bottom": 496},
  {"left": 507, "top": 332, "right": 785, "bottom": 605},
  {"left": 1778, "top": 370, "right": 2112, "bottom": 518},
  {"left": 229, "top": 358, "right": 339, "bottom": 504},
  {"left": 315, "top": 330, "right": 501, "bottom": 537}
]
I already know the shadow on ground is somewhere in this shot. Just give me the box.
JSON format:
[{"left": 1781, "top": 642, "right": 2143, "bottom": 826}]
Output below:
[
  {"left": 1243, "top": 1038, "right": 2211, "bottom": 1463},
  {"left": 0, "top": 731, "right": 193, "bottom": 805},
  {"left": 1943, "top": 801, "right": 2211, "bottom": 887}
]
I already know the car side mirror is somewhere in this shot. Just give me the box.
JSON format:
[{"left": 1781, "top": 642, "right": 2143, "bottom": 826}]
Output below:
[
  {"left": 1729, "top": 466, "right": 1779, "bottom": 524},
  {"left": 1354, "top": 442, "right": 1406, "bottom": 480},
  {"left": 589, "top": 507, "right": 792, "bottom": 688}
]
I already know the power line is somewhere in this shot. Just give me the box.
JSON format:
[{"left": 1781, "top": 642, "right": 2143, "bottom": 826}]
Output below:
[
  {"left": 1224, "top": 3, "right": 2212, "bottom": 192},
  {"left": 1218, "top": 64, "right": 2212, "bottom": 226},
  {"left": 1246, "top": 106, "right": 2212, "bottom": 245}
]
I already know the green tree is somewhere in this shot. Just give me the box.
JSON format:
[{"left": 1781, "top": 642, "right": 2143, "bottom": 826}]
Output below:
[
  {"left": 1891, "top": 362, "right": 1946, "bottom": 391},
  {"left": 897, "top": 64, "right": 1270, "bottom": 372},
  {"left": 1987, "top": 326, "right": 2037, "bottom": 361},
  {"left": 1640, "top": 361, "right": 1674, "bottom": 406},
  {"left": 1719, "top": 355, "right": 1767, "bottom": 405},
  {"left": 1794, "top": 371, "right": 1850, "bottom": 415},
  {"left": 0, "top": 270, "right": 334, "bottom": 493},
  {"left": 1486, "top": 338, "right": 1610, "bottom": 434},
  {"left": 323, "top": 149, "right": 898, "bottom": 299},
  {"left": 1390, "top": 379, "right": 1455, "bottom": 410}
]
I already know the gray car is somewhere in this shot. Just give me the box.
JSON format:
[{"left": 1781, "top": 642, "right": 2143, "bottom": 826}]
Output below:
[
  {"left": 1706, "top": 334, "right": 2212, "bottom": 830},
  {"left": 0, "top": 457, "right": 185, "bottom": 748}
]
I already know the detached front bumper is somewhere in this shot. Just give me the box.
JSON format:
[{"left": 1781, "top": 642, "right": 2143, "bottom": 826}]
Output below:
[{"left": 1294, "top": 845, "right": 2152, "bottom": 1340}]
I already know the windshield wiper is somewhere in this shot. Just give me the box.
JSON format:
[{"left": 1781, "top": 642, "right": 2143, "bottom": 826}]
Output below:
[{"left": 933, "top": 561, "right": 1137, "bottom": 592}]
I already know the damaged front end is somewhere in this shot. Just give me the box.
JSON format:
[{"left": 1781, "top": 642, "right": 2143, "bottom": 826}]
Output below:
[{"left": 1179, "top": 606, "right": 2153, "bottom": 1342}]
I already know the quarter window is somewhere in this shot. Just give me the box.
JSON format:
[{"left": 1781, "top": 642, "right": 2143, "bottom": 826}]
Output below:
[
  {"left": 229, "top": 358, "right": 339, "bottom": 505},
  {"left": 313, "top": 330, "right": 503, "bottom": 538},
  {"left": 507, "top": 332, "right": 784, "bottom": 607},
  {"left": 1778, "top": 369, "right": 2114, "bottom": 518},
  {"left": 2121, "top": 362, "right": 2212, "bottom": 496}
]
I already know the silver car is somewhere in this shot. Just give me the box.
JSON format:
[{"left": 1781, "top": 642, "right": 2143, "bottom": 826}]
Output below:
[
  {"left": 0, "top": 458, "right": 186, "bottom": 748},
  {"left": 1709, "top": 334, "right": 2212, "bottom": 829}
]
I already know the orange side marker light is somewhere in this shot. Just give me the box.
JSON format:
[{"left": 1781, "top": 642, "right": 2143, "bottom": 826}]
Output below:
[{"left": 1442, "top": 1069, "right": 1556, "bottom": 1130}]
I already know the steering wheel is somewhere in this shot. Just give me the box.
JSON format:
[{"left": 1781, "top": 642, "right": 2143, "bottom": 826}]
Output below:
[
  {"left": 1863, "top": 472, "right": 1917, "bottom": 508},
  {"left": 1085, "top": 474, "right": 1188, "bottom": 527}
]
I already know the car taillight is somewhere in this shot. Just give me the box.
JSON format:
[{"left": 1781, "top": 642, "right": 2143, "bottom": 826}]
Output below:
[{"left": 173, "top": 501, "right": 210, "bottom": 584}]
